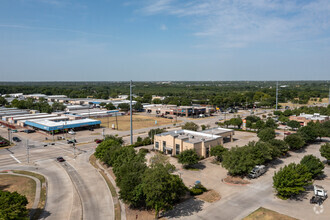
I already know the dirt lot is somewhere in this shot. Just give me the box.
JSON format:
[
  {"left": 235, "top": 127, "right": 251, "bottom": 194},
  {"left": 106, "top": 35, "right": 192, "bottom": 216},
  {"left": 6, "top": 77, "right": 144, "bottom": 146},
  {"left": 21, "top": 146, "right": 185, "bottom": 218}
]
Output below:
[
  {"left": 0, "top": 174, "right": 36, "bottom": 209},
  {"left": 244, "top": 207, "right": 297, "bottom": 220},
  {"left": 95, "top": 115, "right": 180, "bottom": 131}
]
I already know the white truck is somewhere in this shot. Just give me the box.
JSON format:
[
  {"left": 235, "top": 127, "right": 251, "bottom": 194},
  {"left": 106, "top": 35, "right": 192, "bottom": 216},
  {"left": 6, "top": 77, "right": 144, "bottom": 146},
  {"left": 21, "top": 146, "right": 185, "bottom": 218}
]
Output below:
[
  {"left": 248, "top": 165, "right": 267, "bottom": 179},
  {"left": 310, "top": 185, "right": 328, "bottom": 205}
]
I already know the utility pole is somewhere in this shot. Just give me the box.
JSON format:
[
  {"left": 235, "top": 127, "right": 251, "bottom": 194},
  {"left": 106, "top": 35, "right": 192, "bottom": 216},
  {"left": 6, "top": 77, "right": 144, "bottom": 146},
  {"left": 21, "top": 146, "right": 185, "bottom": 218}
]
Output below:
[
  {"left": 26, "top": 140, "right": 29, "bottom": 164},
  {"left": 275, "top": 81, "right": 279, "bottom": 111},
  {"left": 115, "top": 112, "right": 118, "bottom": 130},
  {"left": 328, "top": 86, "right": 330, "bottom": 105},
  {"left": 130, "top": 80, "right": 133, "bottom": 145}
]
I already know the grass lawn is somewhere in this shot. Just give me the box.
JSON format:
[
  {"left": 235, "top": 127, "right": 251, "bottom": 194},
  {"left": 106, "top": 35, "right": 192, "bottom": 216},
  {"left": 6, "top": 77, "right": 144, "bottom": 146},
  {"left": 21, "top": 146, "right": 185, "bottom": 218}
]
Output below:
[
  {"left": 244, "top": 207, "right": 298, "bottom": 220},
  {"left": 94, "top": 114, "right": 180, "bottom": 131},
  {"left": 0, "top": 174, "right": 36, "bottom": 209}
]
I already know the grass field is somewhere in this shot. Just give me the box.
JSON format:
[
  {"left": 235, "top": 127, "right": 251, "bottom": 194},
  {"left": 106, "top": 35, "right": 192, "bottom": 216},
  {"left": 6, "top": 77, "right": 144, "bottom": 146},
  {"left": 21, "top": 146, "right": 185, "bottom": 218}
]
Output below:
[
  {"left": 0, "top": 174, "right": 36, "bottom": 209},
  {"left": 244, "top": 207, "right": 297, "bottom": 220},
  {"left": 94, "top": 115, "right": 180, "bottom": 131}
]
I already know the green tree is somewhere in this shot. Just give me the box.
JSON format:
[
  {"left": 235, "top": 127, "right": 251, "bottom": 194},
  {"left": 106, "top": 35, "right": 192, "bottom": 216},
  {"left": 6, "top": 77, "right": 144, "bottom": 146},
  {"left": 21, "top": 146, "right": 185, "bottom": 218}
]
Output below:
[
  {"left": 94, "top": 139, "right": 122, "bottom": 161},
  {"left": 320, "top": 143, "right": 330, "bottom": 164},
  {"left": 297, "top": 124, "right": 318, "bottom": 143},
  {"left": 105, "top": 103, "right": 116, "bottom": 110},
  {"left": 255, "top": 120, "right": 265, "bottom": 130},
  {"left": 300, "top": 155, "right": 324, "bottom": 179},
  {"left": 52, "top": 102, "right": 66, "bottom": 111},
  {"left": 116, "top": 157, "right": 147, "bottom": 207},
  {"left": 133, "top": 102, "right": 143, "bottom": 111},
  {"left": 0, "top": 97, "right": 8, "bottom": 106},
  {"left": 118, "top": 103, "right": 130, "bottom": 111},
  {"left": 284, "top": 134, "right": 305, "bottom": 150},
  {"left": 152, "top": 98, "right": 162, "bottom": 104},
  {"left": 229, "top": 117, "right": 243, "bottom": 129},
  {"left": 268, "top": 139, "right": 289, "bottom": 155},
  {"left": 287, "top": 120, "right": 301, "bottom": 130},
  {"left": 142, "top": 163, "right": 187, "bottom": 219},
  {"left": 104, "top": 135, "right": 124, "bottom": 145},
  {"left": 222, "top": 146, "right": 254, "bottom": 176},
  {"left": 210, "top": 145, "right": 228, "bottom": 162},
  {"left": 181, "top": 122, "right": 199, "bottom": 131},
  {"left": 0, "top": 191, "right": 28, "bottom": 220},
  {"left": 278, "top": 115, "right": 289, "bottom": 124},
  {"left": 265, "top": 118, "right": 277, "bottom": 129},
  {"left": 177, "top": 149, "right": 199, "bottom": 168},
  {"left": 273, "top": 163, "right": 312, "bottom": 199},
  {"left": 257, "top": 128, "right": 276, "bottom": 142},
  {"left": 148, "top": 128, "right": 166, "bottom": 141}
]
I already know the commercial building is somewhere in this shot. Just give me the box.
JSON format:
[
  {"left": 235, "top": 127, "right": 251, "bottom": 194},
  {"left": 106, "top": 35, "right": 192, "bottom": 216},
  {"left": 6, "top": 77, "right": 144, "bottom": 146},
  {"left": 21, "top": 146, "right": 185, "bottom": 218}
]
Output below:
[
  {"left": 289, "top": 113, "right": 329, "bottom": 126},
  {"left": 154, "top": 128, "right": 234, "bottom": 157},
  {"left": 145, "top": 104, "right": 214, "bottom": 117},
  {"left": 25, "top": 118, "right": 101, "bottom": 132}
]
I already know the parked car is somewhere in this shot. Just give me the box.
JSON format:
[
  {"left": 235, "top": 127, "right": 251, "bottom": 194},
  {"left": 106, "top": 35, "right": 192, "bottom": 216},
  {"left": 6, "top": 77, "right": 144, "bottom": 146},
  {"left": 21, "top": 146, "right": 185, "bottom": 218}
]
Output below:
[
  {"left": 24, "top": 129, "right": 35, "bottom": 133},
  {"left": 68, "top": 130, "right": 75, "bottom": 135},
  {"left": 248, "top": 165, "right": 267, "bottom": 179},
  {"left": 284, "top": 132, "right": 291, "bottom": 136},
  {"left": 67, "top": 139, "right": 77, "bottom": 144},
  {"left": 95, "top": 139, "right": 103, "bottom": 144},
  {"left": 12, "top": 137, "right": 21, "bottom": 142},
  {"left": 56, "top": 157, "right": 65, "bottom": 162},
  {"left": 0, "top": 141, "right": 8, "bottom": 146},
  {"left": 89, "top": 127, "right": 94, "bottom": 131},
  {"left": 11, "top": 129, "right": 18, "bottom": 133}
]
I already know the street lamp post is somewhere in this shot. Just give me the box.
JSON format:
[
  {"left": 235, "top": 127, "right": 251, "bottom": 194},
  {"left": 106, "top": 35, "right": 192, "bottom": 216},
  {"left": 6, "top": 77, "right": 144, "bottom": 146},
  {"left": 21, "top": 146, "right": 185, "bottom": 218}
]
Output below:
[{"left": 130, "top": 80, "right": 133, "bottom": 145}]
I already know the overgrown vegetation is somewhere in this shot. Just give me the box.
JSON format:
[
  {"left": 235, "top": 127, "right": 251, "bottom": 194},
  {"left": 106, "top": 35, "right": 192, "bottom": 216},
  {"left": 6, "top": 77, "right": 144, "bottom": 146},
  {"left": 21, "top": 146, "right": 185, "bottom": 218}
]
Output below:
[
  {"left": 0, "top": 190, "right": 29, "bottom": 220},
  {"left": 94, "top": 136, "right": 187, "bottom": 219}
]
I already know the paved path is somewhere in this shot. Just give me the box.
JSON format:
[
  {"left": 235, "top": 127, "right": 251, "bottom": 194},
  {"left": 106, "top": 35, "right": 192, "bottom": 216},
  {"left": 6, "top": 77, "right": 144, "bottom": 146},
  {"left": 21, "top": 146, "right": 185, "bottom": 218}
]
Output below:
[
  {"left": 96, "top": 159, "right": 126, "bottom": 220},
  {"left": 0, "top": 160, "right": 74, "bottom": 220},
  {"left": 62, "top": 151, "right": 114, "bottom": 220}
]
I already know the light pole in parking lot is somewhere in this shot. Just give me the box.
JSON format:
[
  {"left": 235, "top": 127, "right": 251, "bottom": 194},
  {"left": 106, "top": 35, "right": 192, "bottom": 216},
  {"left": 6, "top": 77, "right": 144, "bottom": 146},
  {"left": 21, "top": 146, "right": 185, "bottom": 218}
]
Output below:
[
  {"left": 130, "top": 80, "right": 133, "bottom": 145},
  {"left": 26, "top": 140, "right": 29, "bottom": 164}
]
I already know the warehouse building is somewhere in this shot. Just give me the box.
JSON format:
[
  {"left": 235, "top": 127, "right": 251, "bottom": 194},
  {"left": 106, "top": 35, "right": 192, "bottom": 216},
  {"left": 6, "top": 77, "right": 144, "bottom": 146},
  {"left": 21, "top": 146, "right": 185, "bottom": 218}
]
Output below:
[
  {"left": 25, "top": 118, "right": 101, "bottom": 132},
  {"left": 154, "top": 128, "right": 234, "bottom": 157},
  {"left": 145, "top": 104, "right": 213, "bottom": 117}
]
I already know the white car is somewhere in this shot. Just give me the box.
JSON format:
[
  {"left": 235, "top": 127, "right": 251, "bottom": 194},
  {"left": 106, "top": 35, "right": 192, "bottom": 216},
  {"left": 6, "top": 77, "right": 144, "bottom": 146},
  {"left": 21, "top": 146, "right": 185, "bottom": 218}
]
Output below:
[{"left": 68, "top": 130, "right": 76, "bottom": 135}]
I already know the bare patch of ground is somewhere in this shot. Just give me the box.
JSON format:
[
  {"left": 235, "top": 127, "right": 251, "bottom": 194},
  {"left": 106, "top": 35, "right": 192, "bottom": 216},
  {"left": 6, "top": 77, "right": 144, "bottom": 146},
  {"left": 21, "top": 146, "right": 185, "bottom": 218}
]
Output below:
[
  {"left": 223, "top": 176, "right": 250, "bottom": 185},
  {"left": 196, "top": 189, "right": 221, "bottom": 203},
  {"left": 95, "top": 115, "right": 180, "bottom": 131},
  {"left": 0, "top": 174, "right": 36, "bottom": 209},
  {"left": 243, "top": 207, "right": 298, "bottom": 220}
]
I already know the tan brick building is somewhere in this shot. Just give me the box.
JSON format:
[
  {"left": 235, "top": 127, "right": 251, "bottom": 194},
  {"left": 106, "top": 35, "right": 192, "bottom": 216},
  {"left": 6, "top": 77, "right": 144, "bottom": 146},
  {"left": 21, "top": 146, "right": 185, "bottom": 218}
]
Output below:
[
  {"left": 154, "top": 128, "right": 234, "bottom": 158},
  {"left": 289, "top": 113, "right": 329, "bottom": 126}
]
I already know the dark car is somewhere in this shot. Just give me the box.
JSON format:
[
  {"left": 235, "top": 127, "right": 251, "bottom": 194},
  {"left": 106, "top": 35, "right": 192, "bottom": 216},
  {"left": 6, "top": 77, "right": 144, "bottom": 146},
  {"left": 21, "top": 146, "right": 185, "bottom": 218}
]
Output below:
[
  {"left": 24, "top": 129, "right": 35, "bottom": 133},
  {"left": 95, "top": 139, "right": 103, "bottom": 144},
  {"left": 67, "top": 139, "right": 77, "bottom": 144},
  {"left": 0, "top": 141, "right": 8, "bottom": 146},
  {"left": 12, "top": 137, "right": 21, "bottom": 142},
  {"left": 56, "top": 157, "right": 65, "bottom": 162},
  {"left": 89, "top": 127, "right": 94, "bottom": 131}
]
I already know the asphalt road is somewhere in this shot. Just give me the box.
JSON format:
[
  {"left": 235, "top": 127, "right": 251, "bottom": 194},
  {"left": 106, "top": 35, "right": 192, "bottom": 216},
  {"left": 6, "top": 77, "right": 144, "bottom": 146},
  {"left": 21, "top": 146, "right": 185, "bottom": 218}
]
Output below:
[{"left": 0, "top": 160, "right": 74, "bottom": 220}]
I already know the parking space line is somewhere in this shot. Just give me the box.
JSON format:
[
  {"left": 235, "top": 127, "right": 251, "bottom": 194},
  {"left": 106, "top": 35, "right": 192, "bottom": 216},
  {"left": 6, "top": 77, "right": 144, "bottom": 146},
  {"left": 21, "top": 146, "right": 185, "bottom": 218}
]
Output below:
[{"left": 10, "top": 154, "right": 21, "bottom": 163}]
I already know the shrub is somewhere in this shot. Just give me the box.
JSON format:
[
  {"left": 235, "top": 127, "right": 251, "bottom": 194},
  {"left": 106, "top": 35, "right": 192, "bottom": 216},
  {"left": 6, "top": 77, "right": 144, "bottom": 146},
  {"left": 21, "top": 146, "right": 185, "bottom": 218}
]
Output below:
[
  {"left": 284, "top": 134, "right": 305, "bottom": 150},
  {"left": 300, "top": 155, "right": 324, "bottom": 179},
  {"left": 178, "top": 149, "right": 199, "bottom": 168},
  {"left": 257, "top": 128, "right": 275, "bottom": 142}
]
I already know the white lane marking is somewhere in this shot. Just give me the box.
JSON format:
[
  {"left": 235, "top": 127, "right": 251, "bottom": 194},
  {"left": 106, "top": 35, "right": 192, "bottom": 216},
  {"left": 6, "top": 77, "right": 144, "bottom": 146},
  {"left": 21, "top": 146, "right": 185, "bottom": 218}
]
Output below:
[{"left": 10, "top": 154, "right": 21, "bottom": 163}]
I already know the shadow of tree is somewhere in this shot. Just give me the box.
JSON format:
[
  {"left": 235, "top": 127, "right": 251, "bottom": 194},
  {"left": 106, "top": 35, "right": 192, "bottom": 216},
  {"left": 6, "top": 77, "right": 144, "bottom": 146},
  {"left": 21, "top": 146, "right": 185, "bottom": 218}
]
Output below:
[
  {"left": 289, "top": 191, "right": 309, "bottom": 201},
  {"left": 268, "top": 158, "right": 283, "bottom": 168},
  {"left": 31, "top": 208, "right": 51, "bottom": 220},
  {"left": 192, "top": 163, "right": 206, "bottom": 170},
  {"left": 0, "top": 184, "right": 11, "bottom": 191},
  {"left": 162, "top": 198, "right": 204, "bottom": 218}
]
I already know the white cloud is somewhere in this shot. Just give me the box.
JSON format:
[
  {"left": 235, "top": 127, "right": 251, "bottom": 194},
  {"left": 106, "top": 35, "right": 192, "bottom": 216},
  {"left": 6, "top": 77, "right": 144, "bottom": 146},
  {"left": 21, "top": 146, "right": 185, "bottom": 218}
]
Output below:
[
  {"left": 140, "top": 0, "right": 330, "bottom": 48},
  {"left": 160, "top": 24, "right": 168, "bottom": 30}
]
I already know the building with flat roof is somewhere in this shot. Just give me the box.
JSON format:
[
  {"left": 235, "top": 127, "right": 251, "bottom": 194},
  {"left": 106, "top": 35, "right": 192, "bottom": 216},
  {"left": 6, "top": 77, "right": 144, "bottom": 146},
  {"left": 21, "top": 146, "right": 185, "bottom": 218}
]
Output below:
[
  {"left": 145, "top": 104, "right": 214, "bottom": 117},
  {"left": 154, "top": 128, "right": 234, "bottom": 157},
  {"left": 289, "top": 113, "right": 329, "bottom": 126},
  {"left": 25, "top": 118, "right": 101, "bottom": 132}
]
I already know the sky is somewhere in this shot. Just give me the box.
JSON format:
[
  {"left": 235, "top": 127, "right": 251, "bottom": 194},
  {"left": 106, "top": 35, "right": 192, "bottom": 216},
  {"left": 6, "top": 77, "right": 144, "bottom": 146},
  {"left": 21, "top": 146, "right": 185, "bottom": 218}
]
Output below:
[{"left": 0, "top": 0, "right": 330, "bottom": 81}]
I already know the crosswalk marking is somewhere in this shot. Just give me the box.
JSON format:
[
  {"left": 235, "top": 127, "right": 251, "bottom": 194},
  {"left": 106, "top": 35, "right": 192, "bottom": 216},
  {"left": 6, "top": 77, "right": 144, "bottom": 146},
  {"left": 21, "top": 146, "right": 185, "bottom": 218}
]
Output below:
[{"left": 10, "top": 154, "right": 21, "bottom": 163}]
